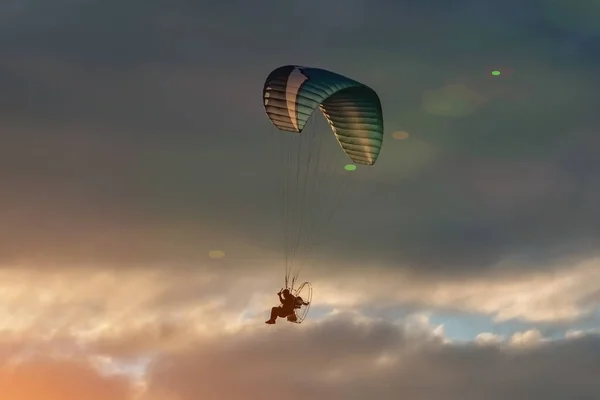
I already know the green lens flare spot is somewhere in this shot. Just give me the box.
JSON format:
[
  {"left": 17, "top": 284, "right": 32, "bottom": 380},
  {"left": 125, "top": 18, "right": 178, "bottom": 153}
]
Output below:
[
  {"left": 491, "top": 70, "right": 501, "bottom": 76},
  {"left": 344, "top": 164, "right": 357, "bottom": 171}
]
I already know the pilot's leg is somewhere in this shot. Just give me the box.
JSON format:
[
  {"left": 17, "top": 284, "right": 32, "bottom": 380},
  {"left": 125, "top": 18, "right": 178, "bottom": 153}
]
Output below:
[{"left": 266, "top": 307, "right": 282, "bottom": 324}]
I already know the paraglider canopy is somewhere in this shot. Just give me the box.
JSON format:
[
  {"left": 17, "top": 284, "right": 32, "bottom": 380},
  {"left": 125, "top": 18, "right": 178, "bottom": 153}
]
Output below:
[{"left": 263, "top": 65, "right": 384, "bottom": 166}]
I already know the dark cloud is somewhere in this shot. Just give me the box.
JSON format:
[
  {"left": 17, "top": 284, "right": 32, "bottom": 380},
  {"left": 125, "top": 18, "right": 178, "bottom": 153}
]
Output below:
[
  {"left": 144, "top": 314, "right": 600, "bottom": 400},
  {"left": 0, "top": 0, "right": 599, "bottom": 277}
]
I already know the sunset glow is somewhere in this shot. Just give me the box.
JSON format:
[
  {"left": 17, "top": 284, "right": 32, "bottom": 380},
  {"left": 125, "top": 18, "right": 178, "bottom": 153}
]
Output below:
[{"left": 1, "top": 0, "right": 600, "bottom": 399}]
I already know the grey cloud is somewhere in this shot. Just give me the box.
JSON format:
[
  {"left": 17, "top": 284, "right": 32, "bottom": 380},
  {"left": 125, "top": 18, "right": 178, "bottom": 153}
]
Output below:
[
  {"left": 0, "top": 0, "right": 599, "bottom": 277},
  {"left": 144, "top": 314, "right": 600, "bottom": 400}
]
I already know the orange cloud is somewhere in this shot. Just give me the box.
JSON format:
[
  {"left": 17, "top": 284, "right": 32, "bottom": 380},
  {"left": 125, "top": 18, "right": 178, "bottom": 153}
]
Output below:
[{"left": 0, "top": 356, "right": 135, "bottom": 400}]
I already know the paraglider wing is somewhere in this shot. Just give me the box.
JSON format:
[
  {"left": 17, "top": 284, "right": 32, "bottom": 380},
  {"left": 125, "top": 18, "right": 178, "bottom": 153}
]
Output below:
[{"left": 263, "top": 65, "right": 384, "bottom": 165}]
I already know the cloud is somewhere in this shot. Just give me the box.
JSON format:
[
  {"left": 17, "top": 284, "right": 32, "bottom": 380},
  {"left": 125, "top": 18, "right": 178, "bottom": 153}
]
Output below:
[
  {"left": 509, "top": 329, "right": 544, "bottom": 347},
  {"left": 475, "top": 332, "right": 504, "bottom": 345},
  {"left": 1, "top": 311, "right": 598, "bottom": 400},
  {"left": 0, "top": 355, "right": 136, "bottom": 400},
  {"left": 565, "top": 328, "right": 600, "bottom": 339},
  {"left": 315, "top": 257, "right": 600, "bottom": 323},
  {"left": 0, "top": 262, "right": 597, "bottom": 400},
  {"left": 0, "top": 257, "right": 597, "bottom": 365},
  {"left": 142, "top": 313, "right": 600, "bottom": 400},
  {"left": 0, "top": 2, "right": 599, "bottom": 397},
  {"left": 0, "top": 0, "right": 599, "bottom": 278},
  {"left": 422, "top": 84, "right": 487, "bottom": 117}
]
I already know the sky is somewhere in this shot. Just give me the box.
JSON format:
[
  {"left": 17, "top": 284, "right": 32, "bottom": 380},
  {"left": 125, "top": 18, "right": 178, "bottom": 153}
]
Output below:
[{"left": 1, "top": 0, "right": 600, "bottom": 399}]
